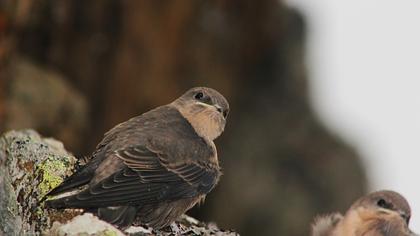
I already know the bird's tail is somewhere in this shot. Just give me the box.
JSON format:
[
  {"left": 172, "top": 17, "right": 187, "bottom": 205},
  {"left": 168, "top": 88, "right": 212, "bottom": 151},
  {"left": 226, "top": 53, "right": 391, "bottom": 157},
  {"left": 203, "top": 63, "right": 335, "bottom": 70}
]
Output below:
[{"left": 45, "top": 195, "right": 76, "bottom": 209}]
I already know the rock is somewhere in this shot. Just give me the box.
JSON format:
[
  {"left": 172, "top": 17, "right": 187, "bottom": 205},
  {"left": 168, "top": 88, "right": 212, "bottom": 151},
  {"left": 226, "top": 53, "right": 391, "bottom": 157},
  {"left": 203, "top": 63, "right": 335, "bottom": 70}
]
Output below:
[
  {"left": 0, "top": 130, "right": 238, "bottom": 235},
  {"left": 125, "top": 215, "right": 238, "bottom": 236},
  {"left": 48, "top": 213, "right": 125, "bottom": 236},
  {"left": 0, "top": 129, "right": 77, "bottom": 235},
  {"left": 47, "top": 213, "right": 238, "bottom": 236}
]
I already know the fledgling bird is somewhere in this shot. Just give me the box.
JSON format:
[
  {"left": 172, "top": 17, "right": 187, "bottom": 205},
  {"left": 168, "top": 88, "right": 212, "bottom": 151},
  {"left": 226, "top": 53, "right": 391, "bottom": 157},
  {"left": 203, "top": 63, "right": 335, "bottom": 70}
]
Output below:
[
  {"left": 45, "top": 87, "right": 229, "bottom": 229},
  {"left": 311, "top": 190, "right": 418, "bottom": 236}
]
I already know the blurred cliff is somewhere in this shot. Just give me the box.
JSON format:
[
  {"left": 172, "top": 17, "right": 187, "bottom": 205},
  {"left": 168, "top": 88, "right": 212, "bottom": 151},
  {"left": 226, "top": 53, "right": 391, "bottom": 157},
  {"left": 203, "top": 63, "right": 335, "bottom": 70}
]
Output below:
[{"left": 0, "top": 0, "right": 367, "bottom": 235}]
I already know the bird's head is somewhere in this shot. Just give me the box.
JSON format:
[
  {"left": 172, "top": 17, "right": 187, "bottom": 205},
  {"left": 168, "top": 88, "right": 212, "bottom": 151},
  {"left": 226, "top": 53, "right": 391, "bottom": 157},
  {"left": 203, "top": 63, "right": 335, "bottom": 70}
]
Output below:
[
  {"left": 172, "top": 87, "right": 229, "bottom": 141},
  {"left": 353, "top": 190, "right": 411, "bottom": 225}
]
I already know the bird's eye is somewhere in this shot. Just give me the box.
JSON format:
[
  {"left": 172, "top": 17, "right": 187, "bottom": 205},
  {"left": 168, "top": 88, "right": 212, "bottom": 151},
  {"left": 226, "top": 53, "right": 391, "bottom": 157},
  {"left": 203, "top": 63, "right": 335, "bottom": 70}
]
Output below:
[
  {"left": 377, "top": 198, "right": 389, "bottom": 209},
  {"left": 194, "top": 92, "right": 204, "bottom": 100}
]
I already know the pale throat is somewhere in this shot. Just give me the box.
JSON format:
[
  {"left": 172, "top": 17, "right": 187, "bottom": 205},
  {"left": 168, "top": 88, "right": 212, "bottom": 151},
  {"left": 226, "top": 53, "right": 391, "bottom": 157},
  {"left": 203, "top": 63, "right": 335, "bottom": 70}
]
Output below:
[
  {"left": 189, "top": 111, "right": 223, "bottom": 141},
  {"left": 174, "top": 103, "right": 224, "bottom": 141}
]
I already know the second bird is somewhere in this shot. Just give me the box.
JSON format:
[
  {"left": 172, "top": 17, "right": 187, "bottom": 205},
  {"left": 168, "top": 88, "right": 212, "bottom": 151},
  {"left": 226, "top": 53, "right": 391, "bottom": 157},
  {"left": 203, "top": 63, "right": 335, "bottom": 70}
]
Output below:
[
  {"left": 45, "top": 87, "right": 229, "bottom": 229},
  {"left": 311, "top": 190, "right": 418, "bottom": 236}
]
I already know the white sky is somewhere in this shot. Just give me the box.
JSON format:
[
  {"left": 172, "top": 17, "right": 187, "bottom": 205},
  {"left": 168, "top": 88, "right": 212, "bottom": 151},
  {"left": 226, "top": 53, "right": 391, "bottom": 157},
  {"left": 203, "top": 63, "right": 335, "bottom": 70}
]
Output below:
[{"left": 286, "top": 0, "right": 420, "bottom": 231}]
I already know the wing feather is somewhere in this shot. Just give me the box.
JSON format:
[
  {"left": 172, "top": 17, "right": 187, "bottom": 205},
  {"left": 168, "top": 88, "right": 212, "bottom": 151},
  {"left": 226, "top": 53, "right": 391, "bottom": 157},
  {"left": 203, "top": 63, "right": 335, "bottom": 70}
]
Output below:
[{"left": 48, "top": 146, "right": 219, "bottom": 208}]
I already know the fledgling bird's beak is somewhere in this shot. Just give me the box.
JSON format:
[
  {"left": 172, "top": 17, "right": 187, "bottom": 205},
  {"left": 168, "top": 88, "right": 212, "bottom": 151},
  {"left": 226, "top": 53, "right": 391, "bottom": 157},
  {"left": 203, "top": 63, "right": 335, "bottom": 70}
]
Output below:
[
  {"left": 214, "top": 104, "right": 223, "bottom": 113},
  {"left": 399, "top": 210, "right": 410, "bottom": 224}
]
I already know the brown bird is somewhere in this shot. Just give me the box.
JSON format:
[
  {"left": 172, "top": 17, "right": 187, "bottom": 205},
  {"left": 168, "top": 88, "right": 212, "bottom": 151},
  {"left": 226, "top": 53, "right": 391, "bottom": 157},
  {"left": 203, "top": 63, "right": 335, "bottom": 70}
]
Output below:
[
  {"left": 311, "top": 190, "right": 418, "bottom": 236},
  {"left": 45, "top": 87, "right": 229, "bottom": 229}
]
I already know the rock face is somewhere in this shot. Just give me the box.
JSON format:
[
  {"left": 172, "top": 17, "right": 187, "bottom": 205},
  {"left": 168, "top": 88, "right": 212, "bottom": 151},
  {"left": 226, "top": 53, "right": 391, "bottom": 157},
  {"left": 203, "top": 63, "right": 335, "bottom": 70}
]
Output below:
[
  {"left": 48, "top": 213, "right": 125, "bottom": 236},
  {"left": 0, "top": 130, "right": 238, "bottom": 236},
  {"left": 0, "top": 130, "right": 77, "bottom": 235}
]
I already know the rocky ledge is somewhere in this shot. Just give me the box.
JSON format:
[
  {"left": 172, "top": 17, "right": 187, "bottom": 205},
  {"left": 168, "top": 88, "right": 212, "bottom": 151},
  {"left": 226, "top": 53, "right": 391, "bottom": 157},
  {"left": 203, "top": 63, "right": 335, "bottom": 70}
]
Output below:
[{"left": 0, "top": 130, "right": 238, "bottom": 236}]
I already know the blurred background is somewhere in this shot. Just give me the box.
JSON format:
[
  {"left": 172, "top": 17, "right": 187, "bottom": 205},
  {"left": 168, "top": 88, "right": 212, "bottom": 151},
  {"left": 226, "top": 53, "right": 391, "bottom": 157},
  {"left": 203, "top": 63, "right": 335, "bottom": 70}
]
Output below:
[{"left": 0, "top": 0, "right": 418, "bottom": 235}]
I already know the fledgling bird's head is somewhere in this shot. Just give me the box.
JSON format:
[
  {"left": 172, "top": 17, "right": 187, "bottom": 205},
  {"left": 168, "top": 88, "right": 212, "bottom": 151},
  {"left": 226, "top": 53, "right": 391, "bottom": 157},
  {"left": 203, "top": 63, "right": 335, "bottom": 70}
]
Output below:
[
  {"left": 334, "top": 190, "right": 420, "bottom": 236},
  {"left": 312, "top": 190, "right": 417, "bottom": 236},
  {"left": 172, "top": 87, "right": 229, "bottom": 141},
  {"left": 351, "top": 190, "right": 411, "bottom": 225}
]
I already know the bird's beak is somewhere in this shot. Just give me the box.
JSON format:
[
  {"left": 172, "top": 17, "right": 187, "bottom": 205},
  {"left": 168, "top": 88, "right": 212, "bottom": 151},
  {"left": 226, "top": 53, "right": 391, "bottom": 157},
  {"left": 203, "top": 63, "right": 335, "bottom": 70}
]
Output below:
[
  {"left": 398, "top": 210, "right": 410, "bottom": 224},
  {"left": 214, "top": 104, "right": 228, "bottom": 119},
  {"left": 214, "top": 104, "right": 223, "bottom": 114},
  {"left": 196, "top": 102, "right": 226, "bottom": 118}
]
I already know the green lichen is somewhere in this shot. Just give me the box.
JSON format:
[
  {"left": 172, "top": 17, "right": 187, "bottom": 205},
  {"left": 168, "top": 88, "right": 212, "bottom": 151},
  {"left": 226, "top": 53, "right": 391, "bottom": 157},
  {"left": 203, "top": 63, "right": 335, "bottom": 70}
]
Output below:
[
  {"left": 33, "top": 154, "right": 76, "bottom": 229},
  {"left": 36, "top": 155, "right": 70, "bottom": 198},
  {"left": 0, "top": 130, "right": 78, "bottom": 234}
]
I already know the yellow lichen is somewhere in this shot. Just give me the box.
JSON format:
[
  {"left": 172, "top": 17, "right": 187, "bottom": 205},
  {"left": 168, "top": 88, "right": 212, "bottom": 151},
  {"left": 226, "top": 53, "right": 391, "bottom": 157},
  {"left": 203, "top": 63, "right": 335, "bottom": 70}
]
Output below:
[{"left": 37, "top": 155, "right": 71, "bottom": 198}]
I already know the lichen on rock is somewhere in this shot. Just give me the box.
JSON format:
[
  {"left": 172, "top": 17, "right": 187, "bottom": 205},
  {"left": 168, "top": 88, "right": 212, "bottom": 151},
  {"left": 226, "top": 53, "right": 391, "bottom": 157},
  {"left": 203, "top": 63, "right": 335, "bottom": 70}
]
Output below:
[{"left": 0, "top": 129, "right": 77, "bottom": 235}]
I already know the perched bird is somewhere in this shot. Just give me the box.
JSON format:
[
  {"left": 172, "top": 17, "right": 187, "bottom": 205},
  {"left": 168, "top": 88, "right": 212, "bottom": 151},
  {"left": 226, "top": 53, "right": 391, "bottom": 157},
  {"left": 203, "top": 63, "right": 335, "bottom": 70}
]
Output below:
[
  {"left": 311, "top": 190, "right": 418, "bottom": 236},
  {"left": 45, "top": 87, "right": 229, "bottom": 229}
]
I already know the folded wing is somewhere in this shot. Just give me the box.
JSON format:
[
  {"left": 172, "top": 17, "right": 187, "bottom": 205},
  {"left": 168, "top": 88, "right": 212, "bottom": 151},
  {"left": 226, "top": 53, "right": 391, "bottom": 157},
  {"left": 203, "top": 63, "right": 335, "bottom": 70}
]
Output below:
[{"left": 46, "top": 146, "right": 219, "bottom": 208}]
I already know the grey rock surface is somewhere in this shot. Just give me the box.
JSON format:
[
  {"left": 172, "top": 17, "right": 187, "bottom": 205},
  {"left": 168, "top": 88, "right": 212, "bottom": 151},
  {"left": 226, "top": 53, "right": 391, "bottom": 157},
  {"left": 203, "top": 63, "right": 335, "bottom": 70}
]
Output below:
[
  {"left": 0, "top": 130, "right": 238, "bottom": 236},
  {"left": 48, "top": 213, "right": 125, "bottom": 236},
  {"left": 0, "top": 129, "right": 77, "bottom": 235}
]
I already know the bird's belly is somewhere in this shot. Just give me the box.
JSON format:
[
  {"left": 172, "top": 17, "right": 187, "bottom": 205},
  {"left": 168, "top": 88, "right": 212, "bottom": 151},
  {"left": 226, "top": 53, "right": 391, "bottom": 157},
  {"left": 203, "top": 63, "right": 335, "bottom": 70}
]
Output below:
[{"left": 135, "top": 195, "right": 204, "bottom": 229}]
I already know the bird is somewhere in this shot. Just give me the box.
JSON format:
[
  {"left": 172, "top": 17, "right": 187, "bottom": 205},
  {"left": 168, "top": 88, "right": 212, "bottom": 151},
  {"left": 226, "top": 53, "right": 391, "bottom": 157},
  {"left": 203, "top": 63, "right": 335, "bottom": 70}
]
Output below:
[
  {"left": 45, "top": 87, "right": 229, "bottom": 230},
  {"left": 311, "top": 190, "right": 418, "bottom": 236}
]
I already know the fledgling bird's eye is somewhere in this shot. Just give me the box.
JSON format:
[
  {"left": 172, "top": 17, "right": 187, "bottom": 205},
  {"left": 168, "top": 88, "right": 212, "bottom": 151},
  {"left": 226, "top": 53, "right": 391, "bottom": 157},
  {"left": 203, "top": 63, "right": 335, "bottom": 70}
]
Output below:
[
  {"left": 194, "top": 92, "right": 204, "bottom": 100},
  {"left": 377, "top": 198, "right": 391, "bottom": 209}
]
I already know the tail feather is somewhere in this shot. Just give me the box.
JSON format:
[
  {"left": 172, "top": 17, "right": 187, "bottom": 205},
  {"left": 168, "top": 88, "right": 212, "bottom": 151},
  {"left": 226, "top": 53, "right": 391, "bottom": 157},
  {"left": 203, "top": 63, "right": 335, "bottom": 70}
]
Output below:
[
  {"left": 46, "top": 155, "right": 105, "bottom": 197},
  {"left": 46, "top": 171, "right": 92, "bottom": 197},
  {"left": 45, "top": 194, "right": 111, "bottom": 209},
  {"left": 45, "top": 195, "right": 77, "bottom": 209},
  {"left": 46, "top": 197, "right": 138, "bottom": 229}
]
